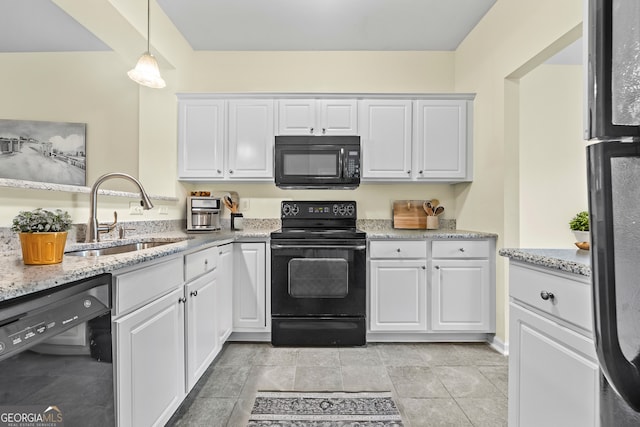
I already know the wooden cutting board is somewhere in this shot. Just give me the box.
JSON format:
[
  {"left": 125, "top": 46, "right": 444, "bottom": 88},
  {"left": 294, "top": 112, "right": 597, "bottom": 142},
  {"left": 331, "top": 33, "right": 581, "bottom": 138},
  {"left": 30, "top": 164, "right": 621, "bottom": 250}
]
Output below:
[{"left": 393, "top": 200, "right": 427, "bottom": 229}]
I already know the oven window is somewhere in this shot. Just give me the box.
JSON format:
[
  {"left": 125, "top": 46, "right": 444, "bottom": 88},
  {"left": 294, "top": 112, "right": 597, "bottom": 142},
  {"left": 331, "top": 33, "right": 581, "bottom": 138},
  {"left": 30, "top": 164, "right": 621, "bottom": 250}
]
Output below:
[
  {"left": 288, "top": 258, "right": 348, "bottom": 298},
  {"left": 283, "top": 153, "right": 338, "bottom": 176}
]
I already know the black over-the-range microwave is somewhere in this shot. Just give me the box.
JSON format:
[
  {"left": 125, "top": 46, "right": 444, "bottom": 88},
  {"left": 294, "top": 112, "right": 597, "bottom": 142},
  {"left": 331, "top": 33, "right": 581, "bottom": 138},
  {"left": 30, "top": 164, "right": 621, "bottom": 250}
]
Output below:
[{"left": 274, "top": 135, "right": 361, "bottom": 189}]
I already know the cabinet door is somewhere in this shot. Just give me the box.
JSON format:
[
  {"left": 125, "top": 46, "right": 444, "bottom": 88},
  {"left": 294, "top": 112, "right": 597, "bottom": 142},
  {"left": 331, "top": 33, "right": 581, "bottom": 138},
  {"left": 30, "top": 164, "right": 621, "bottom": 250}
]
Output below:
[
  {"left": 430, "top": 259, "right": 491, "bottom": 331},
  {"left": 233, "top": 242, "right": 267, "bottom": 331},
  {"left": 185, "top": 270, "right": 219, "bottom": 392},
  {"left": 217, "top": 244, "right": 234, "bottom": 342},
  {"left": 227, "top": 99, "right": 274, "bottom": 179},
  {"left": 414, "top": 100, "right": 468, "bottom": 181},
  {"left": 370, "top": 259, "right": 427, "bottom": 331},
  {"left": 277, "top": 99, "right": 316, "bottom": 135},
  {"left": 509, "top": 302, "right": 599, "bottom": 427},
  {"left": 359, "top": 100, "right": 413, "bottom": 180},
  {"left": 115, "top": 288, "right": 185, "bottom": 427},
  {"left": 319, "top": 99, "right": 358, "bottom": 135},
  {"left": 178, "top": 99, "right": 225, "bottom": 179}
]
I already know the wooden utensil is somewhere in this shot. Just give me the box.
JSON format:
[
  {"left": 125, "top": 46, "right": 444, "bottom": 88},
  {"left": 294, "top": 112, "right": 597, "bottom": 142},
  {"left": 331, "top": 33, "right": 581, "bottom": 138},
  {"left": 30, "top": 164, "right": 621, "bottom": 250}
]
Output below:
[
  {"left": 423, "top": 201, "right": 434, "bottom": 216},
  {"left": 434, "top": 206, "right": 444, "bottom": 216},
  {"left": 430, "top": 198, "right": 440, "bottom": 208}
]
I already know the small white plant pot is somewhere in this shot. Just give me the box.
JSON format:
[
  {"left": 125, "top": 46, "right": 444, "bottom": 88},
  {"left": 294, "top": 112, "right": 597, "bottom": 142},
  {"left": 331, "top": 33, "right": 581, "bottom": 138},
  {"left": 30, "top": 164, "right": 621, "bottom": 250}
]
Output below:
[{"left": 572, "top": 230, "right": 590, "bottom": 243}]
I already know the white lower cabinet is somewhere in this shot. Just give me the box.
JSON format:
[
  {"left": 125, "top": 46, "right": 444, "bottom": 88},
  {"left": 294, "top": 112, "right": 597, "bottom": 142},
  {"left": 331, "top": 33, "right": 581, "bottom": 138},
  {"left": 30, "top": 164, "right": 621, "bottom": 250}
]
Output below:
[
  {"left": 430, "top": 240, "right": 494, "bottom": 332},
  {"left": 370, "top": 259, "right": 427, "bottom": 331},
  {"left": 115, "top": 287, "right": 185, "bottom": 427},
  {"left": 233, "top": 242, "right": 267, "bottom": 331},
  {"left": 508, "top": 262, "right": 599, "bottom": 427},
  {"left": 185, "top": 269, "right": 219, "bottom": 391},
  {"left": 217, "top": 243, "right": 234, "bottom": 342},
  {"left": 369, "top": 240, "right": 428, "bottom": 332},
  {"left": 368, "top": 239, "right": 495, "bottom": 337},
  {"left": 430, "top": 259, "right": 491, "bottom": 331},
  {"left": 113, "top": 244, "right": 234, "bottom": 427}
]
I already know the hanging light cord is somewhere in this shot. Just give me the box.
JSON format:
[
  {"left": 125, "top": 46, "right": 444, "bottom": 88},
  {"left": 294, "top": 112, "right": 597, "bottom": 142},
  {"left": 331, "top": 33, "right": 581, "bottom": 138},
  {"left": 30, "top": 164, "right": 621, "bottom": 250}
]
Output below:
[{"left": 146, "top": 0, "right": 151, "bottom": 53}]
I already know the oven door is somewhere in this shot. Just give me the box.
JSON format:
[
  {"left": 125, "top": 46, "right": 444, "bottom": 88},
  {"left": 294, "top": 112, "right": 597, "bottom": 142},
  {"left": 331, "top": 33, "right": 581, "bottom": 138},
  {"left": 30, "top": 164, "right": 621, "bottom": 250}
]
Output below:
[{"left": 271, "top": 239, "right": 366, "bottom": 317}]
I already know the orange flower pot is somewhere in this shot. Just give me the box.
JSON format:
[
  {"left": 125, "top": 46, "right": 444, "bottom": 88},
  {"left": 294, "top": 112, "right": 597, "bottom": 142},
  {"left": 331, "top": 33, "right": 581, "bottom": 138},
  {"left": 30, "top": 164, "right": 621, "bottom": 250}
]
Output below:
[{"left": 19, "top": 232, "right": 68, "bottom": 265}]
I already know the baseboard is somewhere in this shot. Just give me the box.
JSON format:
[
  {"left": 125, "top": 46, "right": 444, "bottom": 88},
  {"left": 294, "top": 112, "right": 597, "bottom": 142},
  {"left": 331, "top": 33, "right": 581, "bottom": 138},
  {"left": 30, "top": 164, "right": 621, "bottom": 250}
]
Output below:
[{"left": 489, "top": 335, "right": 509, "bottom": 355}]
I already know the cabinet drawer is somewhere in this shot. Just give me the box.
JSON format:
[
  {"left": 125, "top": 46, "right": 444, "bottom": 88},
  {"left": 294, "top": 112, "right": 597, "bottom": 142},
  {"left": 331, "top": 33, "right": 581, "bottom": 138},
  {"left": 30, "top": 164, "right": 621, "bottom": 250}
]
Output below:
[
  {"left": 431, "top": 240, "right": 489, "bottom": 258},
  {"left": 369, "top": 240, "right": 427, "bottom": 259},
  {"left": 510, "top": 263, "right": 592, "bottom": 333},
  {"left": 185, "top": 246, "right": 218, "bottom": 282},
  {"left": 114, "top": 257, "right": 183, "bottom": 316}
]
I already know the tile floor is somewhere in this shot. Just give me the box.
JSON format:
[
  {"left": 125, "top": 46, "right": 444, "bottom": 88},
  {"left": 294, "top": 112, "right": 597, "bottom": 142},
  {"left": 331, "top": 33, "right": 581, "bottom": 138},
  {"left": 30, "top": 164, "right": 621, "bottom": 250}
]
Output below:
[{"left": 167, "top": 342, "right": 508, "bottom": 427}]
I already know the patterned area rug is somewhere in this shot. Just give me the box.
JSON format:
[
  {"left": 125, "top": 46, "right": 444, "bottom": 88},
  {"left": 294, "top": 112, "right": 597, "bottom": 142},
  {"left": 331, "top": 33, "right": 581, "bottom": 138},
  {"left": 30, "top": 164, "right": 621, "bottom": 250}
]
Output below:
[{"left": 248, "top": 391, "right": 404, "bottom": 426}]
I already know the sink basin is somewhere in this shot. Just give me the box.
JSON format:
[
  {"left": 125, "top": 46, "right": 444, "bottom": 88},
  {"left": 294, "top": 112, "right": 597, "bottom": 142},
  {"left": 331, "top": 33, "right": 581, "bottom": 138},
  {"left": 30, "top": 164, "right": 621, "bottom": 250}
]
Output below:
[{"left": 65, "top": 240, "right": 183, "bottom": 257}]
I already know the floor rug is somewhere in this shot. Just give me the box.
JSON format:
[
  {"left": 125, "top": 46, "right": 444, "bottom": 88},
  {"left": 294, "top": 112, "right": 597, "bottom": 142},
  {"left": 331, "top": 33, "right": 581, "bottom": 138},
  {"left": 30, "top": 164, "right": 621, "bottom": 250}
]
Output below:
[{"left": 248, "top": 391, "right": 404, "bottom": 426}]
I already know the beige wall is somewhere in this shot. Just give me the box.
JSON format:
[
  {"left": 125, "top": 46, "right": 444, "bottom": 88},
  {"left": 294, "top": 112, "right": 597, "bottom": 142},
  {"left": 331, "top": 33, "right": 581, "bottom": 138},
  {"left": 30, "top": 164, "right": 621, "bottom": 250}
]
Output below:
[
  {"left": 454, "top": 0, "right": 583, "bottom": 343},
  {"left": 519, "top": 64, "right": 588, "bottom": 248}
]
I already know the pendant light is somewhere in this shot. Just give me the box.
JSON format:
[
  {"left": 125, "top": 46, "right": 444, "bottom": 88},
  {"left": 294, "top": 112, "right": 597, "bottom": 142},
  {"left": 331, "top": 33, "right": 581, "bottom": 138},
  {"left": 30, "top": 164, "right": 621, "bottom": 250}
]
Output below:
[{"left": 128, "top": 0, "right": 166, "bottom": 88}]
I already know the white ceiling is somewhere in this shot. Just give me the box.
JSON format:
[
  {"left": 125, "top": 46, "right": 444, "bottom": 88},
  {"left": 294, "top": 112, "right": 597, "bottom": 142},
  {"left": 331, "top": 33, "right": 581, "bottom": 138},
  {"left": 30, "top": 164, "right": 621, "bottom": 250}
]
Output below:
[{"left": 0, "top": 0, "right": 496, "bottom": 52}]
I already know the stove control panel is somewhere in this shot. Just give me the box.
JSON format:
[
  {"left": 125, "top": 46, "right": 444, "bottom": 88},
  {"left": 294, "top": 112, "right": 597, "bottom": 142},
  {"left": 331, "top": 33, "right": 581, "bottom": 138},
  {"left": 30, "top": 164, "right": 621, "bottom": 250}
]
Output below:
[{"left": 281, "top": 201, "right": 357, "bottom": 219}]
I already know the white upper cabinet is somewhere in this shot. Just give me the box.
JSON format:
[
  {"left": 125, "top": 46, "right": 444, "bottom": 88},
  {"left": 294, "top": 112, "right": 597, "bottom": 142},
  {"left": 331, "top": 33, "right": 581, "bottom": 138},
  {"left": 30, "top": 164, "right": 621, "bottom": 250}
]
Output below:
[
  {"left": 227, "top": 99, "right": 275, "bottom": 179},
  {"left": 178, "top": 99, "right": 225, "bottom": 179},
  {"left": 278, "top": 99, "right": 358, "bottom": 135},
  {"left": 414, "top": 99, "right": 471, "bottom": 181},
  {"left": 359, "top": 100, "right": 413, "bottom": 180}
]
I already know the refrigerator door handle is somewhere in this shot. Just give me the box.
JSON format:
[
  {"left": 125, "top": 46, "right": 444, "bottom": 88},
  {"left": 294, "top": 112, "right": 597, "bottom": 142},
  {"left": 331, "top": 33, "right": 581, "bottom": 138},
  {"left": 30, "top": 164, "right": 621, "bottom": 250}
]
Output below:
[{"left": 589, "top": 142, "right": 640, "bottom": 412}]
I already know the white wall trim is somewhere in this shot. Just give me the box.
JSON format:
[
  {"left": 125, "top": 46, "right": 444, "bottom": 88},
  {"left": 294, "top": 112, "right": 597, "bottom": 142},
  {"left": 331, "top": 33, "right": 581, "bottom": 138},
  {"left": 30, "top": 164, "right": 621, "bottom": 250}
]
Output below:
[{"left": 489, "top": 335, "right": 509, "bottom": 356}]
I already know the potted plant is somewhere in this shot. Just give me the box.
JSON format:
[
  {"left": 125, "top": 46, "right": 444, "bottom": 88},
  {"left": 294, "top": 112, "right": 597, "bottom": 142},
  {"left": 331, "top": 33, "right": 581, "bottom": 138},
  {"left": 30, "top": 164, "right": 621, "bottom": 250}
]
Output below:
[
  {"left": 12, "top": 208, "right": 72, "bottom": 265},
  {"left": 569, "top": 211, "right": 590, "bottom": 244}
]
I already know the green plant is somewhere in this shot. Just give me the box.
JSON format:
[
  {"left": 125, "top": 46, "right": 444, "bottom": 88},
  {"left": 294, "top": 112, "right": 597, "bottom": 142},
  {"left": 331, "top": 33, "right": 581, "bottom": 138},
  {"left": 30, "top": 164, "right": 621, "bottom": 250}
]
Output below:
[
  {"left": 569, "top": 211, "right": 589, "bottom": 231},
  {"left": 11, "top": 208, "right": 72, "bottom": 233}
]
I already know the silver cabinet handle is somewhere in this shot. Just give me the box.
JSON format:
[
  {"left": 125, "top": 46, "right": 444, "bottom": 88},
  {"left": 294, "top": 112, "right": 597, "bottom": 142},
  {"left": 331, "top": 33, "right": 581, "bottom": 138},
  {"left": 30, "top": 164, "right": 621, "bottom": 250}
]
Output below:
[
  {"left": 407, "top": 170, "right": 411, "bottom": 174},
  {"left": 322, "top": 128, "right": 326, "bottom": 134},
  {"left": 396, "top": 248, "right": 401, "bottom": 252},
  {"left": 310, "top": 127, "right": 314, "bottom": 134},
  {"left": 459, "top": 248, "right": 465, "bottom": 252},
  {"left": 217, "top": 169, "right": 222, "bottom": 174},
  {"left": 178, "top": 297, "right": 187, "bottom": 304},
  {"left": 419, "top": 170, "right": 423, "bottom": 174},
  {"left": 190, "top": 290, "right": 198, "bottom": 297},
  {"left": 422, "top": 266, "right": 426, "bottom": 270},
  {"left": 435, "top": 265, "right": 440, "bottom": 270},
  {"left": 540, "top": 291, "right": 555, "bottom": 301},
  {"left": 204, "top": 259, "right": 208, "bottom": 265},
  {"left": 229, "top": 170, "right": 233, "bottom": 174}
]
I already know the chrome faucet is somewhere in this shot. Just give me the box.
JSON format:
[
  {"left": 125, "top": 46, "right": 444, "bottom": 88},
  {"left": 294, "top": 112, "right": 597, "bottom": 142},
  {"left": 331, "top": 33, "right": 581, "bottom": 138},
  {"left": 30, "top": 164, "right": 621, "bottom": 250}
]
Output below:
[{"left": 86, "top": 172, "right": 154, "bottom": 243}]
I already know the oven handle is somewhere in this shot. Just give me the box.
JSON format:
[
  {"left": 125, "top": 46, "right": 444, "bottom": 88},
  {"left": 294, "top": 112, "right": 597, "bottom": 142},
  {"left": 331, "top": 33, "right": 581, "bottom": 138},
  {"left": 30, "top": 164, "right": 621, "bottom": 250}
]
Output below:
[{"left": 271, "top": 244, "right": 366, "bottom": 250}]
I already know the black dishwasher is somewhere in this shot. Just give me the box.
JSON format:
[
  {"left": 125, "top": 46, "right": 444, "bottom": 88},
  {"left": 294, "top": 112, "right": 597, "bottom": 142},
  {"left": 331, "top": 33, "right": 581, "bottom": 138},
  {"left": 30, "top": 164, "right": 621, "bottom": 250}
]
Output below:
[{"left": 0, "top": 274, "right": 114, "bottom": 427}]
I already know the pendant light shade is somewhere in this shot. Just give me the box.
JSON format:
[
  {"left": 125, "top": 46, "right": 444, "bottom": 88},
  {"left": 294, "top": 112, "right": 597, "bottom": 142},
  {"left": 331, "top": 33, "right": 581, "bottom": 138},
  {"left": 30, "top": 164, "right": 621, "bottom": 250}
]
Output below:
[
  {"left": 128, "top": 0, "right": 165, "bottom": 89},
  {"left": 128, "top": 52, "right": 165, "bottom": 88}
]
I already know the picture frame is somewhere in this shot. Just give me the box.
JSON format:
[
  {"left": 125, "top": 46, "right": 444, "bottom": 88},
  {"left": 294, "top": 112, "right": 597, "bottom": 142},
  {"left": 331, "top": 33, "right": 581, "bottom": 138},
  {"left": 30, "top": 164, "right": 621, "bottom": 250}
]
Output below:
[{"left": 0, "top": 119, "right": 87, "bottom": 186}]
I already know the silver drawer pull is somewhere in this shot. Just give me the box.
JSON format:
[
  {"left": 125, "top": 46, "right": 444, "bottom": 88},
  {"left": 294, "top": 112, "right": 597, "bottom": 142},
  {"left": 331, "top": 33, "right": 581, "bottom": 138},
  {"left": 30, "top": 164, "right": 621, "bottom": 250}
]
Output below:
[
  {"left": 178, "top": 297, "right": 187, "bottom": 304},
  {"left": 190, "top": 290, "right": 198, "bottom": 297},
  {"left": 435, "top": 265, "right": 440, "bottom": 270},
  {"left": 540, "top": 291, "right": 555, "bottom": 301},
  {"left": 396, "top": 248, "right": 401, "bottom": 252},
  {"left": 459, "top": 248, "right": 465, "bottom": 252}
]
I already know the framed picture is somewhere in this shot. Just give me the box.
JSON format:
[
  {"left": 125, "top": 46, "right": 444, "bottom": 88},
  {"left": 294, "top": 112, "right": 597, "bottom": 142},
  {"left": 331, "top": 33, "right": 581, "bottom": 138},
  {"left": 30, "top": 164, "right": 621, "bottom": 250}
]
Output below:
[{"left": 0, "top": 119, "right": 86, "bottom": 186}]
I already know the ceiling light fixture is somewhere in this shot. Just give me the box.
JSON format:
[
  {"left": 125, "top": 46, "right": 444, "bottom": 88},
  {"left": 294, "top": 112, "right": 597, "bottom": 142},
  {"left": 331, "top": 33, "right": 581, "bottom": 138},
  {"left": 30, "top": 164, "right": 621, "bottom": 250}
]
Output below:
[{"left": 128, "top": 0, "right": 166, "bottom": 89}]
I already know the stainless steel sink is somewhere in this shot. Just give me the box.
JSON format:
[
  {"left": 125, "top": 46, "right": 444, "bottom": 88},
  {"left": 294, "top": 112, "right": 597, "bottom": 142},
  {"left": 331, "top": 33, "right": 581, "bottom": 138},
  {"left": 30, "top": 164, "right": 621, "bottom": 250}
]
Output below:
[{"left": 65, "top": 240, "right": 183, "bottom": 257}]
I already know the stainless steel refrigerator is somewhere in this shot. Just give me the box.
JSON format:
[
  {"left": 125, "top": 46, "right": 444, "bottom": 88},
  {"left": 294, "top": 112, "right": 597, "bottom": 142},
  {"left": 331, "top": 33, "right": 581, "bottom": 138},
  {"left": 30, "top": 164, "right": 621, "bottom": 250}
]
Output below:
[{"left": 586, "top": 0, "right": 640, "bottom": 424}]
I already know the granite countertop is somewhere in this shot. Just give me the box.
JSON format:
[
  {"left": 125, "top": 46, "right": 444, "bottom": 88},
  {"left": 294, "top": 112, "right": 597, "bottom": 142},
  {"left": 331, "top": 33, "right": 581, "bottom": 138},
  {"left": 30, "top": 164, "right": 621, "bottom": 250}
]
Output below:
[
  {"left": 1, "top": 216, "right": 498, "bottom": 304},
  {"left": 358, "top": 219, "right": 497, "bottom": 240},
  {"left": 0, "top": 227, "right": 275, "bottom": 303},
  {"left": 499, "top": 248, "right": 591, "bottom": 277}
]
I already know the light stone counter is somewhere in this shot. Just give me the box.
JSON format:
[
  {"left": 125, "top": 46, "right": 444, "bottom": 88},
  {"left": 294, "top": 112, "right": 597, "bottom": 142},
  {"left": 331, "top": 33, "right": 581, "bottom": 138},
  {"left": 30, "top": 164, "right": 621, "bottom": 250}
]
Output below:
[
  {"left": 499, "top": 248, "right": 591, "bottom": 277},
  {"left": 0, "top": 220, "right": 278, "bottom": 303},
  {"left": 359, "top": 219, "right": 497, "bottom": 240}
]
